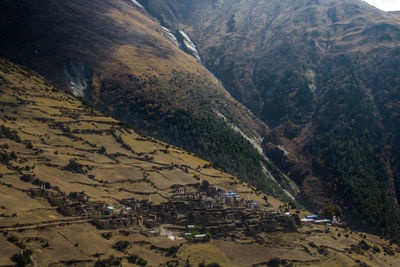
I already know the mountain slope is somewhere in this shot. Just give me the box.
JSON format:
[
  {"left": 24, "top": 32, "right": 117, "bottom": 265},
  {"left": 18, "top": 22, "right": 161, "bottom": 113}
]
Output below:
[
  {"left": 0, "top": 57, "right": 269, "bottom": 265},
  {"left": 0, "top": 0, "right": 298, "bottom": 200},
  {"left": 2, "top": 58, "right": 400, "bottom": 267},
  {"left": 139, "top": 0, "right": 400, "bottom": 240}
]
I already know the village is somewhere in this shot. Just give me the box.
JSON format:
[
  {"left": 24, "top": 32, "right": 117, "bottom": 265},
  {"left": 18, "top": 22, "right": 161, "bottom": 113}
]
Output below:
[{"left": 27, "top": 180, "right": 343, "bottom": 241}]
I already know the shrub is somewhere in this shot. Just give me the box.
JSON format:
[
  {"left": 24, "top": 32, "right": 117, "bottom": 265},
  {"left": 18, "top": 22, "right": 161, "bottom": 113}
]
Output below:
[
  {"left": 166, "top": 246, "right": 179, "bottom": 257},
  {"left": 168, "top": 261, "right": 180, "bottom": 267},
  {"left": 15, "top": 241, "right": 26, "bottom": 249},
  {"left": 320, "top": 204, "right": 342, "bottom": 219},
  {"left": 101, "top": 232, "right": 113, "bottom": 240},
  {"left": 292, "top": 214, "right": 301, "bottom": 226},
  {"left": 25, "top": 142, "right": 33, "bottom": 149},
  {"left": 288, "top": 200, "right": 297, "bottom": 209},
  {"left": 373, "top": 245, "right": 381, "bottom": 253},
  {"left": 279, "top": 216, "right": 297, "bottom": 232},
  {"left": 268, "top": 257, "right": 281, "bottom": 267},
  {"left": 113, "top": 241, "right": 130, "bottom": 252},
  {"left": 359, "top": 240, "right": 370, "bottom": 250},
  {"left": 318, "top": 247, "right": 327, "bottom": 255},
  {"left": 127, "top": 254, "right": 139, "bottom": 264},
  {"left": 308, "top": 242, "right": 317, "bottom": 248},
  {"left": 64, "top": 159, "right": 86, "bottom": 174},
  {"left": 11, "top": 249, "right": 33, "bottom": 267},
  {"left": 383, "top": 246, "right": 394, "bottom": 256},
  {"left": 20, "top": 174, "right": 33, "bottom": 182},
  {"left": 136, "top": 257, "right": 147, "bottom": 266},
  {"left": 94, "top": 255, "right": 121, "bottom": 267},
  {"left": 98, "top": 146, "right": 106, "bottom": 154},
  {"left": 7, "top": 235, "right": 19, "bottom": 243},
  {"left": 0, "top": 151, "right": 17, "bottom": 164},
  {"left": 200, "top": 180, "right": 210, "bottom": 192},
  {"left": 203, "top": 232, "right": 212, "bottom": 242},
  {"left": 0, "top": 125, "right": 21, "bottom": 142}
]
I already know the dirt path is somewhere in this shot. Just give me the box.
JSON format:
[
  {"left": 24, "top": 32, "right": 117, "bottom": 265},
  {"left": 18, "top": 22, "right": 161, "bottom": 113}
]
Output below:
[{"left": 0, "top": 217, "right": 94, "bottom": 232}]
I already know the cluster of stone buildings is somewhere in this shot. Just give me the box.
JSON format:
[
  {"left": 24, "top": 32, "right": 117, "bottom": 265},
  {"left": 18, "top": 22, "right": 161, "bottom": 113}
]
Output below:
[
  {"left": 29, "top": 183, "right": 299, "bottom": 236},
  {"left": 30, "top": 188, "right": 105, "bottom": 216}
]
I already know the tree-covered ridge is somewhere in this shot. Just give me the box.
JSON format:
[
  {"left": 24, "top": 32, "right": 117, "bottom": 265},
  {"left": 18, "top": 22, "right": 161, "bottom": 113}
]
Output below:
[
  {"left": 361, "top": 48, "right": 400, "bottom": 212},
  {"left": 255, "top": 69, "right": 315, "bottom": 128},
  {"left": 309, "top": 55, "right": 400, "bottom": 241},
  {"left": 155, "top": 109, "right": 288, "bottom": 199},
  {"left": 96, "top": 70, "right": 289, "bottom": 200}
]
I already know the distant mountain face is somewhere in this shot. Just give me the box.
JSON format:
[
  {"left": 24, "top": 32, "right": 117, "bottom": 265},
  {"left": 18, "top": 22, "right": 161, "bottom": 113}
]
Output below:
[
  {"left": 0, "top": 0, "right": 298, "bottom": 200},
  {"left": 139, "top": 0, "right": 400, "bottom": 239}
]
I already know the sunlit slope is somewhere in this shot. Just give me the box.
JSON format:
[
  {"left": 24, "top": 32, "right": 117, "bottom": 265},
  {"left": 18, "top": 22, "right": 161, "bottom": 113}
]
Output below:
[
  {"left": 0, "top": 0, "right": 266, "bottom": 143},
  {"left": 0, "top": 58, "right": 272, "bottom": 209}
]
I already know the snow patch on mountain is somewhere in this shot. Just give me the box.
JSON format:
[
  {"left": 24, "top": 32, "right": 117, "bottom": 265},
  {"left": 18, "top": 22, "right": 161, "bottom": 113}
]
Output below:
[
  {"left": 161, "top": 26, "right": 179, "bottom": 47},
  {"left": 305, "top": 69, "right": 317, "bottom": 93},
  {"left": 131, "top": 0, "right": 144, "bottom": 9},
  {"left": 178, "top": 30, "right": 201, "bottom": 61},
  {"left": 126, "top": 1, "right": 200, "bottom": 62},
  {"left": 277, "top": 145, "right": 289, "bottom": 156},
  {"left": 64, "top": 60, "right": 90, "bottom": 98}
]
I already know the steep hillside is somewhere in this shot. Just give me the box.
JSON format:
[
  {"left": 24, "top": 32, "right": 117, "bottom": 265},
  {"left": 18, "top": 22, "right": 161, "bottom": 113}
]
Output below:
[
  {"left": 0, "top": 58, "right": 264, "bottom": 265},
  {"left": 0, "top": 0, "right": 299, "bottom": 200},
  {"left": 2, "top": 58, "right": 400, "bottom": 267},
  {"left": 138, "top": 0, "right": 400, "bottom": 240}
]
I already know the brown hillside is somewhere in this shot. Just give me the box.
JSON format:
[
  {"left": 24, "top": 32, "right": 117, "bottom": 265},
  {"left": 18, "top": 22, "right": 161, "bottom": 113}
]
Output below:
[{"left": 0, "top": 0, "right": 267, "bottom": 141}]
